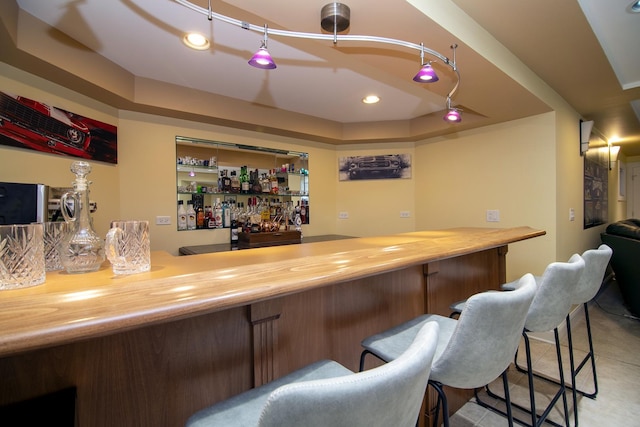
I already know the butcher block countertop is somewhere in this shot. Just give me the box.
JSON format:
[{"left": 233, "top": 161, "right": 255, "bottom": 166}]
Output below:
[{"left": 0, "top": 226, "right": 544, "bottom": 357}]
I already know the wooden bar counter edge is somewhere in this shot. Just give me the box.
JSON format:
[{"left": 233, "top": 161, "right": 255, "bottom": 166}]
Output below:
[{"left": 0, "top": 226, "right": 543, "bottom": 358}]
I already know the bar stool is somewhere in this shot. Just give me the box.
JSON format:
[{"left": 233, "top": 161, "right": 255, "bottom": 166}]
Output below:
[
  {"left": 506, "top": 245, "right": 612, "bottom": 426},
  {"left": 471, "top": 254, "right": 585, "bottom": 427},
  {"left": 185, "top": 321, "right": 439, "bottom": 427},
  {"left": 565, "top": 244, "right": 611, "bottom": 399},
  {"left": 360, "top": 273, "right": 537, "bottom": 427}
]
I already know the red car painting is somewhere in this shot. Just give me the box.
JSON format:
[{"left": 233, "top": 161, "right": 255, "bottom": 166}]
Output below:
[{"left": 0, "top": 91, "right": 117, "bottom": 163}]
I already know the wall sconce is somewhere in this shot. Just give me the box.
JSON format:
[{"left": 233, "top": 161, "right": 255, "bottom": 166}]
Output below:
[
  {"left": 580, "top": 120, "right": 594, "bottom": 155},
  {"left": 175, "top": 1, "right": 462, "bottom": 122},
  {"left": 609, "top": 144, "right": 620, "bottom": 170}
]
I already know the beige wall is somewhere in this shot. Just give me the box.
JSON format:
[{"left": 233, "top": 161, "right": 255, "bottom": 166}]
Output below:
[
  {"left": 415, "top": 113, "right": 556, "bottom": 280},
  {"left": 553, "top": 104, "right": 604, "bottom": 261},
  {"left": 334, "top": 143, "right": 416, "bottom": 237},
  {"left": 1, "top": 61, "right": 613, "bottom": 274}
]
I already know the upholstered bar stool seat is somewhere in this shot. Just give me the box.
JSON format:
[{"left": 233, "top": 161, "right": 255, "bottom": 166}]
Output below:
[
  {"left": 360, "top": 273, "right": 537, "bottom": 427},
  {"left": 186, "top": 321, "right": 439, "bottom": 427}
]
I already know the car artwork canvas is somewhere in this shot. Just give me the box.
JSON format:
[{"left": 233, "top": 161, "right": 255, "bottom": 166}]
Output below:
[
  {"left": 0, "top": 91, "right": 117, "bottom": 164},
  {"left": 339, "top": 154, "right": 411, "bottom": 181}
]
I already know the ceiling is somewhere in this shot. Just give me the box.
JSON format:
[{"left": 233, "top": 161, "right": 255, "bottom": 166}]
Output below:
[{"left": 2, "top": 0, "right": 639, "bottom": 155}]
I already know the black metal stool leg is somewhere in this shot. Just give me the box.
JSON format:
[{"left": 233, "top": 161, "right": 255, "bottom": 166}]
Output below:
[
  {"left": 478, "top": 331, "right": 568, "bottom": 427},
  {"left": 429, "top": 381, "right": 449, "bottom": 427},
  {"left": 566, "top": 314, "right": 579, "bottom": 426},
  {"left": 514, "top": 303, "right": 599, "bottom": 402}
]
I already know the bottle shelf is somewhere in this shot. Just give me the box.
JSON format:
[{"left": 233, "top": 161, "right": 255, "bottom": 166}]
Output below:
[
  {"left": 177, "top": 165, "right": 218, "bottom": 174},
  {"left": 177, "top": 191, "right": 308, "bottom": 197},
  {"left": 176, "top": 137, "right": 310, "bottom": 231}
]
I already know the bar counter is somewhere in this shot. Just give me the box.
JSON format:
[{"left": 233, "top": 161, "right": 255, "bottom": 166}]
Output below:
[{"left": 0, "top": 226, "right": 544, "bottom": 426}]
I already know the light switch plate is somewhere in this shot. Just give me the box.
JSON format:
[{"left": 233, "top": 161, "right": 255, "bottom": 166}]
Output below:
[
  {"left": 156, "top": 215, "right": 171, "bottom": 225},
  {"left": 486, "top": 210, "right": 500, "bottom": 222}
]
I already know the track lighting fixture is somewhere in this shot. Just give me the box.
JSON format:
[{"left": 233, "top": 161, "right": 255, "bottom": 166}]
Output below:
[
  {"left": 175, "top": 1, "right": 462, "bottom": 122},
  {"left": 443, "top": 96, "right": 462, "bottom": 123},
  {"left": 413, "top": 43, "right": 439, "bottom": 83},
  {"left": 248, "top": 25, "right": 277, "bottom": 69}
]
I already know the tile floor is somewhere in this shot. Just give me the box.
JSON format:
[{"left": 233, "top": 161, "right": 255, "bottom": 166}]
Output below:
[{"left": 449, "top": 279, "right": 640, "bottom": 426}]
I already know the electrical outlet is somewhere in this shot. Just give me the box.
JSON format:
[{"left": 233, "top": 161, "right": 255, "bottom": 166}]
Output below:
[
  {"left": 338, "top": 212, "right": 349, "bottom": 219},
  {"left": 486, "top": 209, "right": 500, "bottom": 222},
  {"left": 400, "top": 211, "right": 410, "bottom": 218},
  {"left": 156, "top": 215, "right": 171, "bottom": 225},
  {"left": 569, "top": 208, "right": 575, "bottom": 221}
]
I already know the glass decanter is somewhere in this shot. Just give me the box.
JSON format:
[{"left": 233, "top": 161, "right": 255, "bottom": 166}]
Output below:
[{"left": 59, "top": 161, "right": 105, "bottom": 273}]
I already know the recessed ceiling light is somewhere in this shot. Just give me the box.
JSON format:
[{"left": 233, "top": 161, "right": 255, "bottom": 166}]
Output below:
[
  {"left": 362, "top": 95, "right": 380, "bottom": 104},
  {"left": 629, "top": 0, "right": 640, "bottom": 12},
  {"left": 183, "top": 32, "right": 210, "bottom": 50}
]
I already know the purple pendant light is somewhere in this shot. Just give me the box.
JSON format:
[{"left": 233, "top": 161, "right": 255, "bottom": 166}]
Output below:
[
  {"left": 443, "top": 108, "right": 462, "bottom": 123},
  {"left": 249, "top": 25, "right": 277, "bottom": 69},
  {"left": 442, "top": 45, "right": 462, "bottom": 123},
  {"left": 413, "top": 43, "right": 439, "bottom": 83},
  {"left": 413, "top": 62, "right": 439, "bottom": 83},
  {"left": 443, "top": 96, "right": 462, "bottom": 123}
]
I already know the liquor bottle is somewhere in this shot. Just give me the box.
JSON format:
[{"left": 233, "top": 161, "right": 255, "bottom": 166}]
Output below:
[
  {"left": 250, "top": 198, "right": 262, "bottom": 233},
  {"left": 186, "top": 200, "right": 197, "bottom": 230},
  {"left": 222, "top": 170, "right": 231, "bottom": 192},
  {"left": 261, "top": 173, "right": 270, "bottom": 194},
  {"left": 251, "top": 169, "right": 262, "bottom": 193},
  {"left": 300, "top": 200, "right": 307, "bottom": 224},
  {"left": 294, "top": 201, "right": 302, "bottom": 232},
  {"left": 283, "top": 201, "right": 292, "bottom": 231},
  {"left": 196, "top": 204, "right": 204, "bottom": 229},
  {"left": 258, "top": 198, "right": 269, "bottom": 223},
  {"left": 240, "top": 166, "right": 250, "bottom": 194},
  {"left": 230, "top": 205, "right": 239, "bottom": 247},
  {"left": 270, "top": 198, "right": 278, "bottom": 221},
  {"left": 177, "top": 200, "right": 187, "bottom": 231},
  {"left": 222, "top": 201, "right": 231, "bottom": 228},
  {"left": 230, "top": 170, "right": 240, "bottom": 194},
  {"left": 214, "top": 197, "right": 223, "bottom": 228},
  {"left": 237, "top": 202, "right": 246, "bottom": 233},
  {"left": 206, "top": 205, "right": 215, "bottom": 229},
  {"left": 270, "top": 169, "right": 279, "bottom": 194}
]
